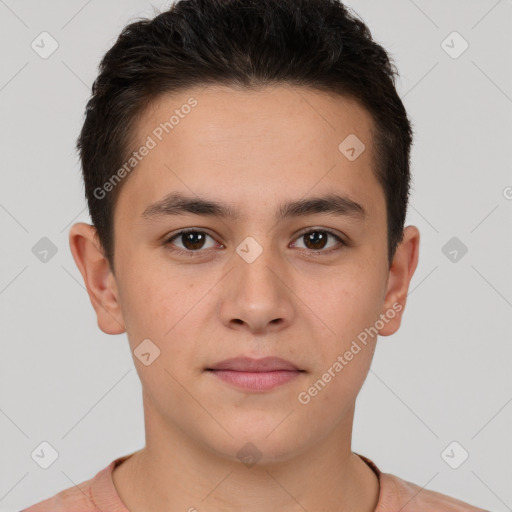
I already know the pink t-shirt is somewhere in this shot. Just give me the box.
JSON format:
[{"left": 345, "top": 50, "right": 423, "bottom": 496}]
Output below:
[{"left": 22, "top": 452, "right": 488, "bottom": 511}]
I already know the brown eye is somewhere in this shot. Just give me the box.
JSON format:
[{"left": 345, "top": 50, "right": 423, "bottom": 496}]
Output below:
[
  {"left": 179, "top": 231, "right": 207, "bottom": 250},
  {"left": 165, "top": 230, "right": 218, "bottom": 254},
  {"left": 303, "top": 231, "right": 329, "bottom": 250},
  {"left": 292, "top": 229, "right": 345, "bottom": 254}
]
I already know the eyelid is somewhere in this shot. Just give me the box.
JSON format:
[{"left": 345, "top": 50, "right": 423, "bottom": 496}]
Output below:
[
  {"left": 164, "top": 228, "right": 222, "bottom": 254},
  {"left": 163, "top": 227, "right": 347, "bottom": 256},
  {"left": 290, "top": 227, "right": 346, "bottom": 252},
  {"left": 292, "top": 226, "right": 345, "bottom": 242}
]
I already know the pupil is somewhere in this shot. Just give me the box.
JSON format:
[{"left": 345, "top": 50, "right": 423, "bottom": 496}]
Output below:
[{"left": 305, "top": 231, "right": 327, "bottom": 250}]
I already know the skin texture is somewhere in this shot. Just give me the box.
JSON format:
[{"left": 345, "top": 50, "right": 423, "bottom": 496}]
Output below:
[{"left": 69, "top": 84, "right": 420, "bottom": 512}]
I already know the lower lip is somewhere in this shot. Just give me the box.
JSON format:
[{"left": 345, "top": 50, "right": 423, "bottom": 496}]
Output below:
[{"left": 208, "top": 370, "right": 301, "bottom": 391}]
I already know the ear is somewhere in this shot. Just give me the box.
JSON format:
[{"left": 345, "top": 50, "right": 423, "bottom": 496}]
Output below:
[
  {"left": 378, "top": 225, "right": 420, "bottom": 336},
  {"left": 68, "top": 222, "right": 126, "bottom": 335}
]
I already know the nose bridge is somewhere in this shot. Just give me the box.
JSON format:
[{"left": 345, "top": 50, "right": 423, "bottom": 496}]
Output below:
[
  {"left": 235, "top": 235, "right": 283, "bottom": 301},
  {"left": 221, "top": 235, "right": 295, "bottom": 332}
]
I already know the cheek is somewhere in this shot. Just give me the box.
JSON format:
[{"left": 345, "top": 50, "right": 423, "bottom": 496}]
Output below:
[
  {"left": 119, "top": 277, "right": 167, "bottom": 336},
  {"left": 302, "top": 270, "right": 382, "bottom": 396},
  {"left": 317, "top": 268, "right": 384, "bottom": 344},
  {"left": 300, "top": 294, "right": 379, "bottom": 419},
  {"left": 117, "top": 262, "right": 211, "bottom": 374},
  {"left": 116, "top": 248, "right": 187, "bottom": 328}
]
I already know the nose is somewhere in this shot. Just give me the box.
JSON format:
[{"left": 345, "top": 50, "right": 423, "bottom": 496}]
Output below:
[{"left": 219, "top": 248, "right": 295, "bottom": 335}]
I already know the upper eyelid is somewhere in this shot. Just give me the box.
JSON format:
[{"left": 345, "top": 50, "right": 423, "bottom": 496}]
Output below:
[
  {"left": 166, "top": 227, "right": 344, "bottom": 249},
  {"left": 290, "top": 229, "right": 345, "bottom": 249}
]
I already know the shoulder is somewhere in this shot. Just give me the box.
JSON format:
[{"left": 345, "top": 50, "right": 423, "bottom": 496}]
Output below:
[
  {"left": 21, "top": 480, "right": 96, "bottom": 512},
  {"left": 355, "top": 453, "right": 488, "bottom": 512},
  {"left": 21, "top": 459, "right": 119, "bottom": 512},
  {"left": 377, "top": 471, "right": 489, "bottom": 512}
]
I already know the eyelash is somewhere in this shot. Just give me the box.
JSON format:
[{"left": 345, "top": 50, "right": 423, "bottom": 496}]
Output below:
[{"left": 163, "top": 228, "right": 346, "bottom": 257}]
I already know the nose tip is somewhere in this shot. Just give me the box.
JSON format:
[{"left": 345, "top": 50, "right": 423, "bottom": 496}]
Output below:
[{"left": 221, "top": 260, "right": 294, "bottom": 334}]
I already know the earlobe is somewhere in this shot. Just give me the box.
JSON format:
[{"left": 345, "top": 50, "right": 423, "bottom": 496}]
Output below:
[
  {"left": 68, "top": 222, "right": 126, "bottom": 335},
  {"left": 378, "top": 225, "right": 420, "bottom": 337}
]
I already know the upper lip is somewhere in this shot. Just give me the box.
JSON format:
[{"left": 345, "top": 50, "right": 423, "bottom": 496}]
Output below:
[{"left": 207, "top": 356, "right": 302, "bottom": 372}]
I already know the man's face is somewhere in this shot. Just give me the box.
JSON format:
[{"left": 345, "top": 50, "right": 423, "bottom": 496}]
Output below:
[{"left": 104, "top": 85, "right": 403, "bottom": 462}]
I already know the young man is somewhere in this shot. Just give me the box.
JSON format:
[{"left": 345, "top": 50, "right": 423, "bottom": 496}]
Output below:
[{"left": 23, "top": 0, "right": 487, "bottom": 510}]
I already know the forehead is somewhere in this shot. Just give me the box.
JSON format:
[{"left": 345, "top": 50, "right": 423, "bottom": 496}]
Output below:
[
  {"left": 118, "top": 84, "right": 382, "bottom": 221},
  {"left": 134, "top": 83, "right": 375, "bottom": 154}
]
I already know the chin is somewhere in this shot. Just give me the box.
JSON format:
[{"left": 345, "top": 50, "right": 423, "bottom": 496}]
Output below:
[{"left": 203, "top": 423, "right": 311, "bottom": 467}]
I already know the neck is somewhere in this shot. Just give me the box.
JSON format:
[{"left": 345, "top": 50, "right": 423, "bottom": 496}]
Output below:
[{"left": 112, "top": 401, "right": 380, "bottom": 512}]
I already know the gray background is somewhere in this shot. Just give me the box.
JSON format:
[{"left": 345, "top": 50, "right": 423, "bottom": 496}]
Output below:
[{"left": 1, "top": 1, "right": 511, "bottom": 510}]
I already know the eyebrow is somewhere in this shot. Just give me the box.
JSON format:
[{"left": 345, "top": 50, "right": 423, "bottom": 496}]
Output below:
[{"left": 140, "top": 191, "right": 367, "bottom": 222}]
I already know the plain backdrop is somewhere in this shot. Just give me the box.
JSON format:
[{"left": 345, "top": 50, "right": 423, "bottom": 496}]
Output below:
[{"left": 1, "top": 1, "right": 511, "bottom": 511}]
